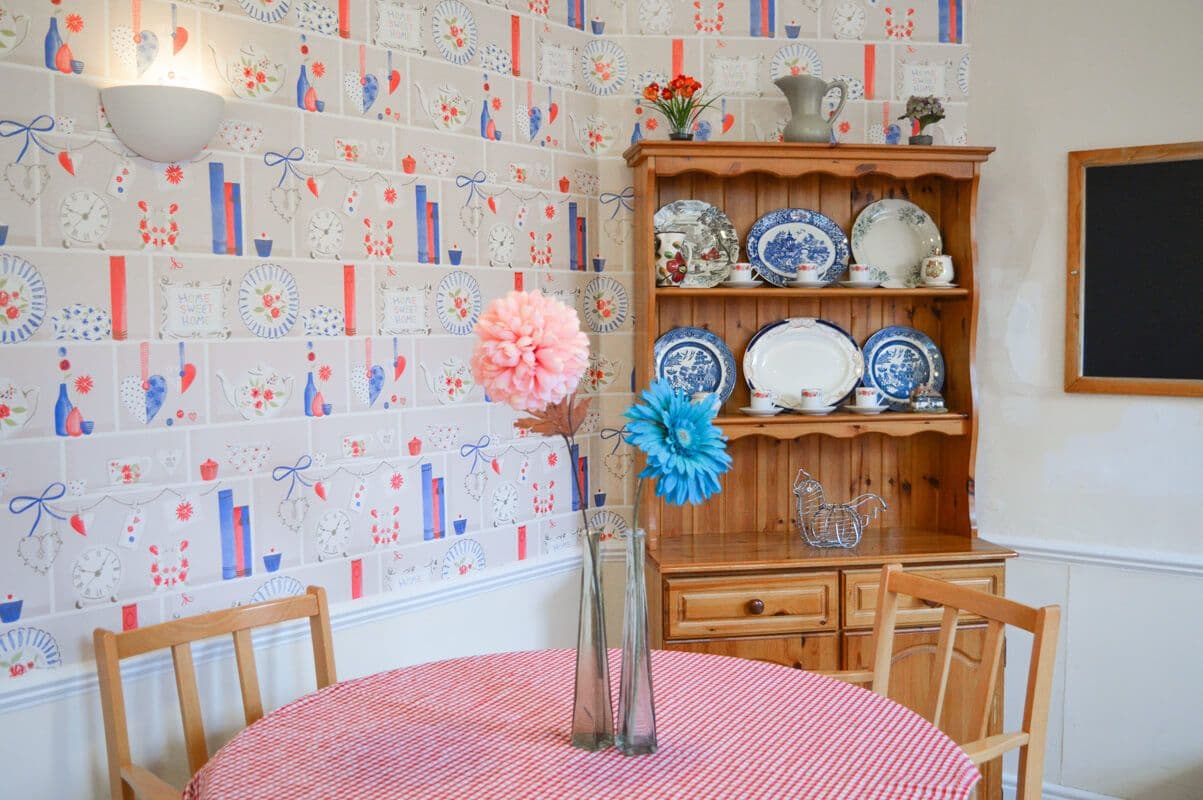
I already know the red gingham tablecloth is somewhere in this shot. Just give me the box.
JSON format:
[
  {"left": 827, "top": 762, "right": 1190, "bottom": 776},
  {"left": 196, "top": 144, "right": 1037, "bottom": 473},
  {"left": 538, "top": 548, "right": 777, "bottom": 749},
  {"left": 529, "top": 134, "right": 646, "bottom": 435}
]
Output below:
[{"left": 183, "top": 649, "right": 980, "bottom": 800}]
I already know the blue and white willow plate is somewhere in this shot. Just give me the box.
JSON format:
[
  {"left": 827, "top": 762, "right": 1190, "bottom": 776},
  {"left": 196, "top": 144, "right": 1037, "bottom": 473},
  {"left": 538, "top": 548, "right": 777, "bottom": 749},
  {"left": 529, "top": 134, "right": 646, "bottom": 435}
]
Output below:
[
  {"left": 861, "top": 325, "right": 945, "bottom": 410},
  {"left": 745, "top": 208, "right": 850, "bottom": 287},
  {"left": 654, "top": 326, "right": 737, "bottom": 405}
]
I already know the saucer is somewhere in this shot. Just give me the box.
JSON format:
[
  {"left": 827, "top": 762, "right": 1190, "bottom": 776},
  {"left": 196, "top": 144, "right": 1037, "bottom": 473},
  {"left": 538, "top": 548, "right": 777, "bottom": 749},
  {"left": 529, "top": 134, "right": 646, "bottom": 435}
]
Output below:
[
  {"left": 721, "top": 279, "right": 766, "bottom": 288},
  {"left": 839, "top": 279, "right": 884, "bottom": 288},
  {"left": 740, "top": 406, "right": 783, "bottom": 417},
  {"left": 793, "top": 405, "right": 837, "bottom": 416},
  {"left": 841, "top": 404, "right": 888, "bottom": 415},
  {"left": 922, "top": 282, "right": 959, "bottom": 289}
]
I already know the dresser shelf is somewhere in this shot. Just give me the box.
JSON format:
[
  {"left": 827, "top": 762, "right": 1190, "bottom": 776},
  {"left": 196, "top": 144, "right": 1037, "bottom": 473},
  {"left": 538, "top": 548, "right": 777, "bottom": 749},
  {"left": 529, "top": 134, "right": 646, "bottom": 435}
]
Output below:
[
  {"left": 656, "top": 286, "right": 969, "bottom": 299},
  {"left": 716, "top": 411, "right": 969, "bottom": 440}
]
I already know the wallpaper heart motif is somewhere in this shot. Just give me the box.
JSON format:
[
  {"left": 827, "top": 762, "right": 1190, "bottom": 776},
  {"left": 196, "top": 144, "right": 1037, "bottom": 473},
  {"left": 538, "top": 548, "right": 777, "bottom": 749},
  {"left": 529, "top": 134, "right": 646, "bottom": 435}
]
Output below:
[
  {"left": 17, "top": 530, "right": 61, "bottom": 575},
  {"left": 4, "top": 162, "right": 49, "bottom": 204},
  {"left": 119, "top": 375, "right": 167, "bottom": 425},
  {"left": 343, "top": 71, "right": 380, "bottom": 113}
]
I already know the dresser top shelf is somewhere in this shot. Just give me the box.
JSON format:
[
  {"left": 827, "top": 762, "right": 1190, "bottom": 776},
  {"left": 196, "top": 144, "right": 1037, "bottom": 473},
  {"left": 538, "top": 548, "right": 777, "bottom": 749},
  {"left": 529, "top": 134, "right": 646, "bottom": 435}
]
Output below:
[
  {"left": 649, "top": 529, "right": 1015, "bottom": 576},
  {"left": 623, "top": 141, "right": 996, "bottom": 179}
]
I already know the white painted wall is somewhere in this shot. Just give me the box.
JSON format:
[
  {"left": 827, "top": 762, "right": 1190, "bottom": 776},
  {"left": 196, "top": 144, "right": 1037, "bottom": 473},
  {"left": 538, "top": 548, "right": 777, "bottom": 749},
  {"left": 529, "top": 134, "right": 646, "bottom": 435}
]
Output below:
[{"left": 973, "top": 1, "right": 1203, "bottom": 797}]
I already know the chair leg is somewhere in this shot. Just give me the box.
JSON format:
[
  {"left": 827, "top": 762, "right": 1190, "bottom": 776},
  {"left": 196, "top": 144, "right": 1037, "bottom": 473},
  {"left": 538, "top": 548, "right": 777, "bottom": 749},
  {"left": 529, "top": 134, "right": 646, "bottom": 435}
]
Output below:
[{"left": 1016, "top": 743, "right": 1043, "bottom": 800}]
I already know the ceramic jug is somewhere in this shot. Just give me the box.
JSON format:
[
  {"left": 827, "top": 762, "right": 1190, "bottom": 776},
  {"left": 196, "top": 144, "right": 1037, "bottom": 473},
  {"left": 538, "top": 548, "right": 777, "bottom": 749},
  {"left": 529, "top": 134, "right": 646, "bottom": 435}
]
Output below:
[
  {"left": 655, "top": 232, "right": 694, "bottom": 287},
  {"left": 775, "top": 75, "right": 848, "bottom": 143}
]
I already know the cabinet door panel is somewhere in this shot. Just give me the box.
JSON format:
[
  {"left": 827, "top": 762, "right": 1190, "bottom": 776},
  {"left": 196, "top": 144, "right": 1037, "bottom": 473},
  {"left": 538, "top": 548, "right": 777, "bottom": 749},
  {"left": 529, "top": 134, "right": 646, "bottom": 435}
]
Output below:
[
  {"left": 843, "top": 626, "right": 1002, "bottom": 800},
  {"left": 670, "top": 633, "right": 839, "bottom": 671}
]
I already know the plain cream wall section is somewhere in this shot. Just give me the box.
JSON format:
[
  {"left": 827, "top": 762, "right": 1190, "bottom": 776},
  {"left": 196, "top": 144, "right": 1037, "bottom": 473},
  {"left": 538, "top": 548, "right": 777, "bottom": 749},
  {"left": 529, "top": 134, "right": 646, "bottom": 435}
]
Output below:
[
  {"left": 0, "top": 565, "right": 586, "bottom": 799},
  {"left": 973, "top": 0, "right": 1203, "bottom": 797}
]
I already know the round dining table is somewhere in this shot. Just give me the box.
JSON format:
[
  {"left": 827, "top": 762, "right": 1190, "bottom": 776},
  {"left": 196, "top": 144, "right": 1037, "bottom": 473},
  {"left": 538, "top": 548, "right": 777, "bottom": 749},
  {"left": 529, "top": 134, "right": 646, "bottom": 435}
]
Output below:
[{"left": 183, "top": 649, "right": 980, "bottom": 799}]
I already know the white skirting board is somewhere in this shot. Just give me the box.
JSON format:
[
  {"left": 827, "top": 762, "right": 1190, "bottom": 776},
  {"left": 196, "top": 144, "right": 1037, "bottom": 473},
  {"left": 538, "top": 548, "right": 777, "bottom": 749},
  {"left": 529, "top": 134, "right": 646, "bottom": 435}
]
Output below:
[{"left": 1003, "top": 773, "right": 1122, "bottom": 800}]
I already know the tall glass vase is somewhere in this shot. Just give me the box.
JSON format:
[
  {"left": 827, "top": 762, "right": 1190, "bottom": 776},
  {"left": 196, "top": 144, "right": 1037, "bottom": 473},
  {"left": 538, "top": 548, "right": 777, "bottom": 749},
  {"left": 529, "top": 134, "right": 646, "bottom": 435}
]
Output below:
[
  {"left": 570, "top": 529, "right": 614, "bottom": 750},
  {"left": 617, "top": 528, "right": 657, "bottom": 755}
]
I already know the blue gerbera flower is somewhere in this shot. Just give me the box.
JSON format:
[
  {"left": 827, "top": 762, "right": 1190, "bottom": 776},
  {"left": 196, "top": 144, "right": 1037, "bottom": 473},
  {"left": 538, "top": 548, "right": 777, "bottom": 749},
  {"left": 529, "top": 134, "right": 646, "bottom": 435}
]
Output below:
[{"left": 624, "top": 380, "right": 732, "bottom": 506}]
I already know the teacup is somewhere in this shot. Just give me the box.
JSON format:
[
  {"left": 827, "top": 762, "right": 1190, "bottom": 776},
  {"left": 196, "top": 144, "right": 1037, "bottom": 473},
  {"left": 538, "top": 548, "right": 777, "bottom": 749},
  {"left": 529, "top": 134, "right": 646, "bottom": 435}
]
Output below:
[
  {"left": 730, "top": 262, "right": 755, "bottom": 281},
  {"left": 794, "top": 263, "right": 821, "bottom": 283},
  {"left": 848, "top": 264, "right": 873, "bottom": 282},
  {"left": 799, "top": 388, "right": 825, "bottom": 409},
  {"left": 855, "top": 387, "right": 883, "bottom": 407},
  {"left": 750, "top": 389, "right": 775, "bottom": 411},
  {"left": 921, "top": 254, "right": 955, "bottom": 285}
]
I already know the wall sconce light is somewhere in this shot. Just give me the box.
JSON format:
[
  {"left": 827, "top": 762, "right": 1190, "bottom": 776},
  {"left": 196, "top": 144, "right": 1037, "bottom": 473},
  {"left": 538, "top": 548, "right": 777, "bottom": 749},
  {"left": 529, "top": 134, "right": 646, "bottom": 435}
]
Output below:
[{"left": 100, "top": 85, "right": 225, "bottom": 164}]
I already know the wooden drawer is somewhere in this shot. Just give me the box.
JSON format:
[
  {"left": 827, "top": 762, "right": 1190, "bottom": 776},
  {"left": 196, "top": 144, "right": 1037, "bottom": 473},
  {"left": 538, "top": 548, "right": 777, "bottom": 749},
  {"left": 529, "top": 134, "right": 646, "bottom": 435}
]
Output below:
[
  {"left": 842, "top": 564, "right": 1005, "bottom": 629},
  {"left": 670, "top": 633, "right": 839, "bottom": 671},
  {"left": 665, "top": 572, "right": 838, "bottom": 639}
]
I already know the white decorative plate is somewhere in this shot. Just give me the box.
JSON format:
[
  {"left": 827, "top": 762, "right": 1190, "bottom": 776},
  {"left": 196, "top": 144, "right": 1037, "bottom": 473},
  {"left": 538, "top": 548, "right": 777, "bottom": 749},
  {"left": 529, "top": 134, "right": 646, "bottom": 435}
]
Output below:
[
  {"left": 238, "top": 0, "right": 290, "bottom": 24},
  {"left": 442, "top": 538, "right": 486, "bottom": 578},
  {"left": 582, "top": 277, "right": 629, "bottom": 333},
  {"left": 239, "top": 264, "right": 299, "bottom": 339},
  {"left": 250, "top": 576, "right": 305, "bottom": 603},
  {"left": 580, "top": 39, "right": 627, "bottom": 96},
  {"left": 850, "top": 200, "right": 942, "bottom": 288},
  {"left": 0, "top": 253, "right": 46, "bottom": 344},
  {"left": 0, "top": 626, "right": 62, "bottom": 674},
  {"left": 770, "top": 43, "right": 823, "bottom": 81},
  {"left": 743, "top": 318, "right": 864, "bottom": 409},
  {"left": 435, "top": 271, "right": 482, "bottom": 335},
  {"left": 431, "top": 0, "right": 477, "bottom": 66}
]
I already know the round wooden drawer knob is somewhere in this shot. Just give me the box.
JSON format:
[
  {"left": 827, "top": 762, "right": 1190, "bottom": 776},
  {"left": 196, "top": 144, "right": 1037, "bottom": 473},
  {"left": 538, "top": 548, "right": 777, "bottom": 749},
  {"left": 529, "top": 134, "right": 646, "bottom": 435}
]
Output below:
[{"left": 747, "top": 599, "right": 765, "bottom": 615}]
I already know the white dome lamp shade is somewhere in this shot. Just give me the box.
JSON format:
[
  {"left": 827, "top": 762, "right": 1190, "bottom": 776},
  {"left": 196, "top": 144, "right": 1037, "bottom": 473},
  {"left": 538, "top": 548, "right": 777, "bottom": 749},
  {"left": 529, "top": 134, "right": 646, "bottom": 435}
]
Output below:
[{"left": 100, "top": 85, "right": 225, "bottom": 164}]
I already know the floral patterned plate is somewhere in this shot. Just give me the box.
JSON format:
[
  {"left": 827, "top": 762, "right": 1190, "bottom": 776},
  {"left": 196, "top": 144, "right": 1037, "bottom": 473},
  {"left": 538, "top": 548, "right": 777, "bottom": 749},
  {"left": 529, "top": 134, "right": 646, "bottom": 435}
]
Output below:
[
  {"left": 653, "top": 200, "right": 739, "bottom": 288},
  {"left": 238, "top": 0, "right": 290, "bottom": 23},
  {"left": 442, "top": 537, "right": 486, "bottom": 577},
  {"left": 580, "top": 39, "right": 627, "bottom": 96},
  {"left": 582, "top": 276, "right": 629, "bottom": 333},
  {"left": 770, "top": 43, "right": 823, "bottom": 81},
  {"left": 746, "top": 208, "right": 849, "bottom": 287},
  {"left": 0, "top": 626, "right": 62, "bottom": 677},
  {"left": 0, "top": 253, "right": 46, "bottom": 344},
  {"left": 431, "top": 0, "right": 477, "bottom": 66},
  {"left": 435, "top": 271, "right": 482, "bottom": 335},
  {"left": 654, "top": 326, "right": 737, "bottom": 405},
  {"left": 851, "top": 199, "right": 942, "bottom": 288},
  {"left": 238, "top": 263, "right": 299, "bottom": 339}
]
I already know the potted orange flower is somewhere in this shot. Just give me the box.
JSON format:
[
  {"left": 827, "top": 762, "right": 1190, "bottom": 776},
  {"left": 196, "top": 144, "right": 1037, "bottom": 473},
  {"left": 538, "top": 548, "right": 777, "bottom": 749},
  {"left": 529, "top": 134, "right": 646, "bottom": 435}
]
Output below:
[{"left": 641, "top": 74, "right": 718, "bottom": 141}]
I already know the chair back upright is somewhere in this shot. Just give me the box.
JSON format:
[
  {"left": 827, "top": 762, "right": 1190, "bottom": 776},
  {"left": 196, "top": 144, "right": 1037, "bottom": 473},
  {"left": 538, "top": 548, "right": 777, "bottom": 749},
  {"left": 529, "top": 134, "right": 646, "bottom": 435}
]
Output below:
[
  {"left": 94, "top": 585, "right": 337, "bottom": 800},
  {"left": 868, "top": 564, "right": 1060, "bottom": 800}
]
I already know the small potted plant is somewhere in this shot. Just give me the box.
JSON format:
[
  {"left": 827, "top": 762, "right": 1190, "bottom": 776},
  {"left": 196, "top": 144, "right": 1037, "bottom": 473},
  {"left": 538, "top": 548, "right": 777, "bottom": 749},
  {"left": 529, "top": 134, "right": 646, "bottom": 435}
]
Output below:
[
  {"left": 641, "top": 74, "right": 718, "bottom": 141},
  {"left": 898, "top": 95, "right": 945, "bottom": 145}
]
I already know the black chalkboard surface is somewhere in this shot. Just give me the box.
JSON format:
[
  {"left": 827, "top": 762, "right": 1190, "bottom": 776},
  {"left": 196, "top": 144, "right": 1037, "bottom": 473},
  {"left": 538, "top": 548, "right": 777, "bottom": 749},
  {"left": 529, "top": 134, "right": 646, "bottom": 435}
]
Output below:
[{"left": 1066, "top": 143, "right": 1203, "bottom": 396}]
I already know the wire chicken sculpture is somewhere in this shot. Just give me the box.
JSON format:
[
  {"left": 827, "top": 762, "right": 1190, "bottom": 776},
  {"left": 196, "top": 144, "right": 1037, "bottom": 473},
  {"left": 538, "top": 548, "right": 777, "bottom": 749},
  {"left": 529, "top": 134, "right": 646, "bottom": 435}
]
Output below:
[{"left": 792, "top": 469, "right": 888, "bottom": 548}]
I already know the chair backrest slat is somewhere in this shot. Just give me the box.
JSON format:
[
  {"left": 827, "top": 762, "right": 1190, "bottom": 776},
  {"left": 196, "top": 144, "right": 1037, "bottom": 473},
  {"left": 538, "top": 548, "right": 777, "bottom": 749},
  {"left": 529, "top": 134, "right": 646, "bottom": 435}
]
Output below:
[
  {"left": 869, "top": 563, "right": 902, "bottom": 697},
  {"left": 232, "top": 628, "right": 265, "bottom": 726},
  {"left": 1017, "top": 605, "right": 1061, "bottom": 800},
  {"left": 171, "top": 642, "right": 210, "bottom": 775},
  {"left": 930, "top": 604, "right": 960, "bottom": 725},
  {"left": 94, "top": 585, "right": 337, "bottom": 799},
  {"left": 969, "top": 619, "right": 1006, "bottom": 741}
]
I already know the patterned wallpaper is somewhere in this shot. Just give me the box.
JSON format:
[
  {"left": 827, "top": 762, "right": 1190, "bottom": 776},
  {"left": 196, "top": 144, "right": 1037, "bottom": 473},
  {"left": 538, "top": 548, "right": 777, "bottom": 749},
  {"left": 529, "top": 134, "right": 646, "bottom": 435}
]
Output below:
[{"left": 0, "top": 0, "right": 969, "bottom": 683}]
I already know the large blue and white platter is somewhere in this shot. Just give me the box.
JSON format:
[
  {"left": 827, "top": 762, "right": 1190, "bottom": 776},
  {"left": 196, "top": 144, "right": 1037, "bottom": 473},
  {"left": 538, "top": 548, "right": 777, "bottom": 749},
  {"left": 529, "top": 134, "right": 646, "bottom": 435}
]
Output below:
[
  {"left": 743, "top": 318, "right": 863, "bottom": 409},
  {"left": 861, "top": 325, "right": 945, "bottom": 410},
  {"left": 654, "top": 326, "right": 737, "bottom": 404},
  {"left": 745, "top": 208, "right": 850, "bottom": 287}
]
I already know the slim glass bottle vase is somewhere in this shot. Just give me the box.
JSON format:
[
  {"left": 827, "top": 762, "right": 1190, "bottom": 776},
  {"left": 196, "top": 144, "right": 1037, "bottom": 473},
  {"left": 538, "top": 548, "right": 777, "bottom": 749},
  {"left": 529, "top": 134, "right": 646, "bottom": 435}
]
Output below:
[
  {"left": 570, "top": 529, "right": 615, "bottom": 750},
  {"left": 616, "top": 528, "right": 658, "bottom": 755}
]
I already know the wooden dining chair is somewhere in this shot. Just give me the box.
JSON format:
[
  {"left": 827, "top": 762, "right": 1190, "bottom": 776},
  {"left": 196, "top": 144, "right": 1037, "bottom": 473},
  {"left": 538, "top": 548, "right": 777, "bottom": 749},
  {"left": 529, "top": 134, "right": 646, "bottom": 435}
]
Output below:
[
  {"left": 823, "top": 564, "right": 1060, "bottom": 800},
  {"left": 94, "top": 586, "right": 337, "bottom": 800}
]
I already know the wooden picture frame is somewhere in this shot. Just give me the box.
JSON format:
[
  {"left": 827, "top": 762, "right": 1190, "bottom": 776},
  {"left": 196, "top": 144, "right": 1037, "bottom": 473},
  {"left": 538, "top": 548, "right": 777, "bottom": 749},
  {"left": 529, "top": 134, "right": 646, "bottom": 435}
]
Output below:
[{"left": 1065, "top": 141, "right": 1203, "bottom": 397}]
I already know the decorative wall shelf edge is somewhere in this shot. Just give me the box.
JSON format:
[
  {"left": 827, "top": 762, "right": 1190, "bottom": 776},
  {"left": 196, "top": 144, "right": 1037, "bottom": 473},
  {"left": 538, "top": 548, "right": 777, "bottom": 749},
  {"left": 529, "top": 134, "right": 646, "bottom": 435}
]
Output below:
[
  {"left": 656, "top": 287, "right": 970, "bottom": 299},
  {"left": 717, "top": 412, "right": 969, "bottom": 440}
]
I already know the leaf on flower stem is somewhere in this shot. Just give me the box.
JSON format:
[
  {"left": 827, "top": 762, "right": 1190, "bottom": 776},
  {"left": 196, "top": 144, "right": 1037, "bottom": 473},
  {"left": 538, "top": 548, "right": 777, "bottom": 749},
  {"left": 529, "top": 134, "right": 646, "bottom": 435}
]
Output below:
[{"left": 515, "top": 394, "right": 592, "bottom": 438}]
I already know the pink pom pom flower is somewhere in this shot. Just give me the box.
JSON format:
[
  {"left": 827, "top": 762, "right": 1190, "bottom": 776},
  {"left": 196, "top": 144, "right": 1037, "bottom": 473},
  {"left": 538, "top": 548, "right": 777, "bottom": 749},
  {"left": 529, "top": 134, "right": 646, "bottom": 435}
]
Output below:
[{"left": 470, "top": 290, "right": 589, "bottom": 413}]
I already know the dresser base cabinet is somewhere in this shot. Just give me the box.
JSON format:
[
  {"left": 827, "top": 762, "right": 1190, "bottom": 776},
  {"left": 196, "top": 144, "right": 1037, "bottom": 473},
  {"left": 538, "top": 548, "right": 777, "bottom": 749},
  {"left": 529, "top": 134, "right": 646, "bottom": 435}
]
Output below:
[{"left": 647, "top": 535, "right": 1013, "bottom": 800}]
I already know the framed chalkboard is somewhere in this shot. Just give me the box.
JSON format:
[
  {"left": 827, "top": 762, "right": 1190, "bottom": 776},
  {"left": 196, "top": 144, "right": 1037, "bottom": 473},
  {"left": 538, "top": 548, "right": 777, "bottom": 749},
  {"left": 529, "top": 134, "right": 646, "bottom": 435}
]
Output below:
[{"left": 1065, "top": 142, "right": 1203, "bottom": 397}]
